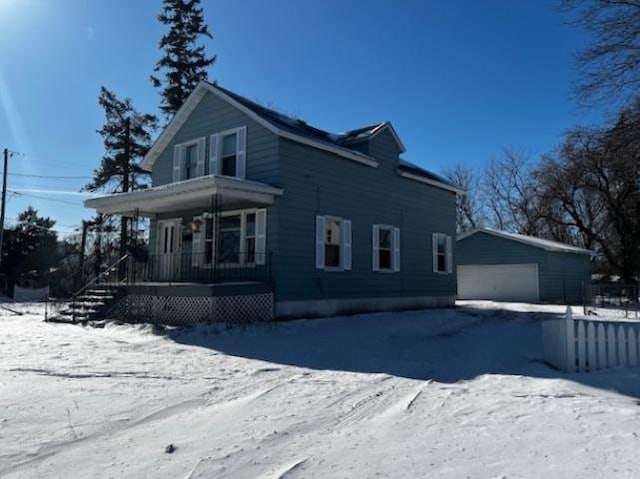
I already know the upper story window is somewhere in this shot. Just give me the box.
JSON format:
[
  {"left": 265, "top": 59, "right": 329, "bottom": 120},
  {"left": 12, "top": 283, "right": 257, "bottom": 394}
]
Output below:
[
  {"left": 185, "top": 143, "right": 199, "bottom": 179},
  {"left": 372, "top": 225, "right": 400, "bottom": 272},
  {"left": 172, "top": 138, "right": 205, "bottom": 182},
  {"left": 315, "top": 215, "right": 352, "bottom": 271},
  {"left": 221, "top": 132, "right": 238, "bottom": 176},
  {"left": 210, "top": 126, "right": 247, "bottom": 179},
  {"left": 433, "top": 233, "right": 452, "bottom": 274}
]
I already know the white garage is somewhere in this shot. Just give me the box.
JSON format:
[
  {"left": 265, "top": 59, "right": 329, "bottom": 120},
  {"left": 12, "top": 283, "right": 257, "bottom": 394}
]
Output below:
[{"left": 457, "top": 263, "right": 540, "bottom": 302}]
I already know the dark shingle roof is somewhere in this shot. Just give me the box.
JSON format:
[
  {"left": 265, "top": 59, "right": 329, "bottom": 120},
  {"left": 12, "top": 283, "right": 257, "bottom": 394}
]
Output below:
[
  {"left": 398, "top": 159, "right": 457, "bottom": 189},
  {"left": 213, "top": 83, "right": 456, "bottom": 190},
  {"left": 215, "top": 83, "right": 383, "bottom": 148}
]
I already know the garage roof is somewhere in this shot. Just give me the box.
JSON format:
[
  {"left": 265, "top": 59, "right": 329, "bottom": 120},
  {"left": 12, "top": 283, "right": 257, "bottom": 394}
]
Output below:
[{"left": 458, "top": 228, "right": 594, "bottom": 255}]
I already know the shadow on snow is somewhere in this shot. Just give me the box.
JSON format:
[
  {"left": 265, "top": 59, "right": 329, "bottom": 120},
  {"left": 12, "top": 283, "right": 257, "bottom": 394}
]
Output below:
[{"left": 169, "top": 304, "right": 640, "bottom": 399}]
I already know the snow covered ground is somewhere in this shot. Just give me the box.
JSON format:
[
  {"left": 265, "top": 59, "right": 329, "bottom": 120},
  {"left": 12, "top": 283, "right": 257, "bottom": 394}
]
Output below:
[{"left": 2, "top": 301, "right": 640, "bottom": 478}]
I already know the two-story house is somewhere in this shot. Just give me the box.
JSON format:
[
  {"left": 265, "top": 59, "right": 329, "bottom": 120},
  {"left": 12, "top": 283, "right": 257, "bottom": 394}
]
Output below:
[{"left": 85, "top": 82, "right": 460, "bottom": 324}]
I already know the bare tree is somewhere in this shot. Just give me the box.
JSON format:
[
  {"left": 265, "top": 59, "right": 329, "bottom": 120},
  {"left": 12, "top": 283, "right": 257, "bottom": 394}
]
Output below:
[
  {"left": 482, "top": 148, "right": 543, "bottom": 235},
  {"left": 561, "top": 0, "right": 640, "bottom": 106},
  {"left": 444, "top": 164, "right": 486, "bottom": 234},
  {"left": 534, "top": 99, "right": 640, "bottom": 283}
]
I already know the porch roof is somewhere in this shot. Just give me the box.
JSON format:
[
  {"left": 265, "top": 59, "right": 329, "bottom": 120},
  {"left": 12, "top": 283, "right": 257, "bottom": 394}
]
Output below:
[{"left": 84, "top": 175, "right": 283, "bottom": 217}]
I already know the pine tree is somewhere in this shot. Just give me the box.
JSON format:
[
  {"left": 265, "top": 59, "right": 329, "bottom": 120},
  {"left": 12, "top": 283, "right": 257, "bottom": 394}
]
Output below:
[
  {"left": 85, "top": 87, "right": 158, "bottom": 194},
  {"left": 85, "top": 87, "right": 157, "bottom": 258},
  {"left": 1, "top": 206, "right": 59, "bottom": 287},
  {"left": 151, "top": 0, "right": 216, "bottom": 119}
]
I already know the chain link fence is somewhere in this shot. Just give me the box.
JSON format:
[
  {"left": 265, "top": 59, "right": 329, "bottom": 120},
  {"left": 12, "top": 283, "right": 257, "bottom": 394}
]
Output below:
[{"left": 583, "top": 282, "right": 639, "bottom": 320}]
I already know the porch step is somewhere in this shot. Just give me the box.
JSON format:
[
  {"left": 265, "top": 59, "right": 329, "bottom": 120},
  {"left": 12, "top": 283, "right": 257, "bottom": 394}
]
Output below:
[{"left": 48, "top": 286, "right": 124, "bottom": 324}]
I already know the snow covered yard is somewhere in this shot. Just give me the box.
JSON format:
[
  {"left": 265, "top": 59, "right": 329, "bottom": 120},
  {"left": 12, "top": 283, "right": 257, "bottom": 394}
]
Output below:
[{"left": 2, "top": 302, "right": 640, "bottom": 478}]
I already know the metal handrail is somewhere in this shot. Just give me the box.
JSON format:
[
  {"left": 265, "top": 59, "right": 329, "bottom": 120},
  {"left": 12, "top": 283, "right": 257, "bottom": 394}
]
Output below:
[
  {"left": 70, "top": 254, "right": 130, "bottom": 322},
  {"left": 129, "top": 252, "right": 272, "bottom": 284},
  {"left": 73, "top": 253, "right": 130, "bottom": 298}
]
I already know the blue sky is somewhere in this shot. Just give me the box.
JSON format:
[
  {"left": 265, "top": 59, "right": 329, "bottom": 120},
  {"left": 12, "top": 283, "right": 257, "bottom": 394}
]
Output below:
[{"left": 0, "top": 0, "right": 599, "bottom": 236}]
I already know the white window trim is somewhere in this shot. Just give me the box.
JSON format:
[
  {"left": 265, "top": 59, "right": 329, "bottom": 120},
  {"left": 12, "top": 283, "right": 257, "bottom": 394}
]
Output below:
[
  {"left": 433, "top": 232, "right": 453, "bottom": 275},
  {"left": 175, "top": 137, "right": 206, "bottom": 181},
  {"left": 316, "top": 215, "right": 352, "bottom": 272},
  {"left": 198, "top": 208, "right": 262, "bottom": 268},
  {"left": 373, "top": 224, "right": 397, "bottom": 273},
  {"left": 215, "top": 126, "right": 247, "bottom": 179}
]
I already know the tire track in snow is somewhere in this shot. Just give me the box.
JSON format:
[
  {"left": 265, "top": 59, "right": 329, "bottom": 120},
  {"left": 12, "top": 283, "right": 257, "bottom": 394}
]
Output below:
[
  {"left": 331, "top": 377, "right": 417, "bottom": 429},
  {"left": 0, "top": 394, "right": 213, "bottom": 477}
]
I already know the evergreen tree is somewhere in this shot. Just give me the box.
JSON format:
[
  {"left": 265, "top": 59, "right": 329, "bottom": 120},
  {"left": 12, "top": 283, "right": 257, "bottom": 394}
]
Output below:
[
  {"left": 85, "top": 87, "right": 157, "bottom": 258},
  {"left": 151, "top": 0, "right": 216, "bottom": 119},
  {"left": 85, "top": 87, "right": 157, "bottom": 194},
  {"left": 1, "top": 206, "right": 59, "bottom": 288}
]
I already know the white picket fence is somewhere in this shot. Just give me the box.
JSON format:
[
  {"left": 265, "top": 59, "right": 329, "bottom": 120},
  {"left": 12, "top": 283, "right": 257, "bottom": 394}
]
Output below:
[{"left": 542, "top": 307, "right": 640, "bottom": 372}]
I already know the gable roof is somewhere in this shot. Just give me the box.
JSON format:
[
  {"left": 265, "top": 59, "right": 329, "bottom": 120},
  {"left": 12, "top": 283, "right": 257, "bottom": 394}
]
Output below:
[
  {"left": 141, "top": 81, "right": 405, "bottom": 171},
  {"left": 215, "top": 84, "right": 406, "bottom": 153},
  {"left": 458, "top": 228, "right": 594, "bottom": 255}
]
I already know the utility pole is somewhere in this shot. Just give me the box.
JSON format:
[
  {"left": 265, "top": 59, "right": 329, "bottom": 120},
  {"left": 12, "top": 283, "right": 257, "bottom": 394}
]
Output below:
[
  {"left": 0, "top": 148, "right": 9, "bottom": 268},
  {"left": 77, "top": 220, "right": 90, "bottom": 290}
]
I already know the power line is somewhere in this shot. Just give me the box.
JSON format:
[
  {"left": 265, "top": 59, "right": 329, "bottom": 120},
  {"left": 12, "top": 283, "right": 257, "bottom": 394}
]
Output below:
[
  {"left": 7, "top": 151, "right": 89, "bottom": 170},
  {"left": 8, "top": 190, "right": 86, "bottom": 207},
  {"left": 4, "top": 220, "right": 78, "bottom": 233},
  {"left": 6, "top": 172, "right": 92, "bottom": 180}
]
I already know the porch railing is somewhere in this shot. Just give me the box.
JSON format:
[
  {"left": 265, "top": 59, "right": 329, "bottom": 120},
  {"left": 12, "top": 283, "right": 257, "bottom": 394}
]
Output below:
[{"left": 126, "top": 252, "right": 272, "bottom": 284}]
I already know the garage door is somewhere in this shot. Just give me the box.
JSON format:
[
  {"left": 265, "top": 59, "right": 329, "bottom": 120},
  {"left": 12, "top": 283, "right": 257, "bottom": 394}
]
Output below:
[{"left": 457, "top": 264, "right": 539, "bottom": 302}]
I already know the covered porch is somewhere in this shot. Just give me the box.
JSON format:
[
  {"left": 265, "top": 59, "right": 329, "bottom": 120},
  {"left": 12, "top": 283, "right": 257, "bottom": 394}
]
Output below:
[{"left": 85, "top": 175, "right": 283, "bottom": 286}]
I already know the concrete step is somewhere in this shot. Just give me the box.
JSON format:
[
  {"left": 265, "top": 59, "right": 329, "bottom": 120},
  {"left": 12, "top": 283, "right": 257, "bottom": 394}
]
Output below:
[{"left": 75, "top": 295, "right": 114, "bottom": 304}]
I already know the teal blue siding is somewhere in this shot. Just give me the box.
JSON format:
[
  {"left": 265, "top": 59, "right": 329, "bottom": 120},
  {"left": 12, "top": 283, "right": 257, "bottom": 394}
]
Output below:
[
  {"left": 272, "top": 128, "right": 456, "bottom": 303},
  {"left": 456, "top": 232, "right": 591, "bottom": 304},
  {"left": 148, "top": 94, "right": 457, "bottom": 305},
  {"left": 150, "top": 205, "right": 278, "bottom": 267},
  {"left": 149, "top": 91, "right": 281, "bottom": 258},
  {"left": 152, "top": 92, "right": 280, "bottom": 186}
]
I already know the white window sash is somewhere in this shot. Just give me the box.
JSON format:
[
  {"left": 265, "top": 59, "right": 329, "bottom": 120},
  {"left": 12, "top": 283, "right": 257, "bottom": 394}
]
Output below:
[
  {"left": 214, "top": 126, "right": 247, "bottom": 178},
  {"left": 432, "top": 233, "right": 452, "bottom": 274}
]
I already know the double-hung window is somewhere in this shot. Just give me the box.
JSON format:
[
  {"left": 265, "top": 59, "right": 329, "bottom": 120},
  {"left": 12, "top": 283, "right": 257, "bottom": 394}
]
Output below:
[
  {"left": 433, "top": 233, "right": 453, "bottom": 274},
  {"left": 185, "top": 143, "right": 198, "bottom": 179},
  {"left": 209, "top": 126, "right": 247, "bottom": 178},
  {"left": 218, "top": 214, "right": 242, "bottom": 264},
  {"left": 192, "top": 209, "right": 267, "bottom": 267},
  {"left": 325, "top": 218, "right": 341, "bottom": 268},
  {"left": 315, "top": 215, "right": 352, "bottom": 271},
  {"left": 173, "top": 138, "right": 205, "bottom": 182},
  {"left": 372, "top": 225, "right": 400, "bottom": 272},
  {"left": 221, "top": 132, "right": 238, "bottom": 176},
  {"left": 245, "top": 213, "right": 256, "bottom": 264}
]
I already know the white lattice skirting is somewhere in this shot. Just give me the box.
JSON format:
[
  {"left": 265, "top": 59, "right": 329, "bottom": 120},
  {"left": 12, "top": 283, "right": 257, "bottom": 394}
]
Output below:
[{"left": 112, "top": 293, "right": 274, "bottom": 325}]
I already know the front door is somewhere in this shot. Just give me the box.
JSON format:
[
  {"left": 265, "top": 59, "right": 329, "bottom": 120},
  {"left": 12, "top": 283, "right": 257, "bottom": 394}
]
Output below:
[{"left": 156, "top": 219, "right": 182, "bottom": 281}]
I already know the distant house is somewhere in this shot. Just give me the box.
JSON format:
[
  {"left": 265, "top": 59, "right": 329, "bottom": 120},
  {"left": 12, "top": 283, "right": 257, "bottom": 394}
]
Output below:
[
  {"left": 456, "top": 228, "right": 592, "bottom": 304},
  {"left": 83, "top": 81, "right": 460, "bottom": 324}
]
